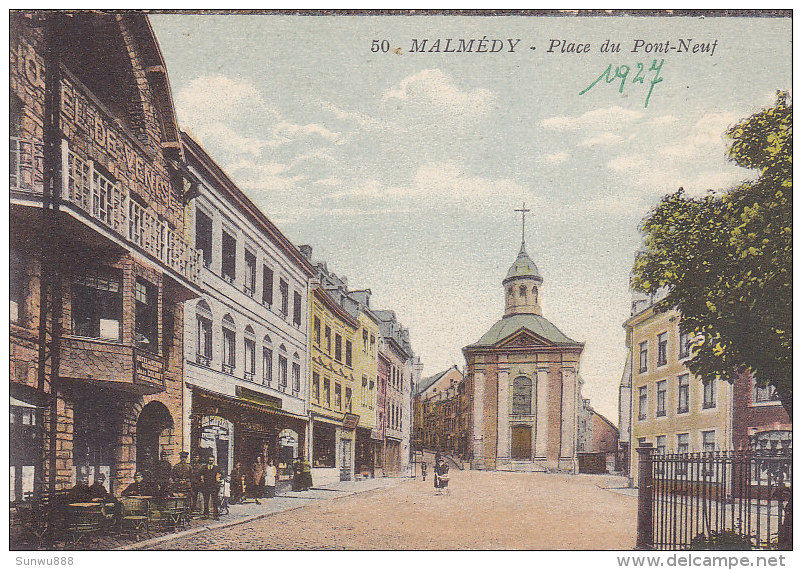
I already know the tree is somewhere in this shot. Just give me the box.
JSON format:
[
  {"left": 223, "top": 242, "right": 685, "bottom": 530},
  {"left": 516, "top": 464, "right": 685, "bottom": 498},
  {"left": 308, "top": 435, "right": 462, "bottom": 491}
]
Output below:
[{"left": 632, "top": 92, "right": 792, "bottom": 420}]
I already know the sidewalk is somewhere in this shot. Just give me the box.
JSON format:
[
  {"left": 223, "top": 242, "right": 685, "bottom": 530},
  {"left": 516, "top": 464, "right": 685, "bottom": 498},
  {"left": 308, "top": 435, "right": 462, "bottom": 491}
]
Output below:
[{"left": 122, "top": 477, "right": 406, "bottom": 550}]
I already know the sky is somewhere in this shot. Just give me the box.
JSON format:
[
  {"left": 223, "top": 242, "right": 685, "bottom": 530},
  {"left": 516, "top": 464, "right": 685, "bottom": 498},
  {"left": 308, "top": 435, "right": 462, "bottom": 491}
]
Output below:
[{"left": 150, "top": 13, "right": 790, "bottom": 422}]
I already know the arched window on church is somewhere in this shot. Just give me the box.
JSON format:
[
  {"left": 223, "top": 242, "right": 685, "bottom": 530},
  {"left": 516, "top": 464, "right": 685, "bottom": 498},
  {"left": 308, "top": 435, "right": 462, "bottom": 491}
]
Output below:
[
  {"left": 507, "top": 286, "right": 513, "bottom": 299},
  {"left": 519, "top": 284, "right": 527, "bottom": 299},
  {"left": 532, "top": 286, "right": 538, "bottom": 304},
  {"left": 512, "top": 376, "right": 533, "bottom": 415}
]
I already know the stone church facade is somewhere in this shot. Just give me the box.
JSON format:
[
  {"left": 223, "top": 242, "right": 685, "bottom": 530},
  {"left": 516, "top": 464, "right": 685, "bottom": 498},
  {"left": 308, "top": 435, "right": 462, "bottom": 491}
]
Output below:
[{"left": 463, "top": 242, "right": 584, "bottom": 472}]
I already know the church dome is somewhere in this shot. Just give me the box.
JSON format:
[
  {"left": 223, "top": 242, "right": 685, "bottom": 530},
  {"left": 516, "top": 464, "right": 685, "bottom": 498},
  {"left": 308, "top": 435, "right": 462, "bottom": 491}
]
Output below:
[{"left": 504, "top": 244, "right": 542, "bottom": 284}]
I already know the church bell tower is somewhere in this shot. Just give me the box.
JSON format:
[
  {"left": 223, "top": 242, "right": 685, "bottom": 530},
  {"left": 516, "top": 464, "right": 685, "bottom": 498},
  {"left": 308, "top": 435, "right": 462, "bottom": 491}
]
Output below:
[{"left": 503, "top": 203, "right": 543, "bottom": 317}]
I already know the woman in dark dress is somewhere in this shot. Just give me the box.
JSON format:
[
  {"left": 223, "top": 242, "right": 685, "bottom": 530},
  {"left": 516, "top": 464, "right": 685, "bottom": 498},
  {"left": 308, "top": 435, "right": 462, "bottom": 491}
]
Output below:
[{"left": 434, "top": 458, "right": 450, "bottom": 495}]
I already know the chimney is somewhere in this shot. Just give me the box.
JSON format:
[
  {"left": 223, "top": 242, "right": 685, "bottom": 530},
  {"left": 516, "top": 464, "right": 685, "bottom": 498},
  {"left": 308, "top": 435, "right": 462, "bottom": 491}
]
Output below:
[{"left": 299, "top": 244, "right": 312, "bottom": 261}]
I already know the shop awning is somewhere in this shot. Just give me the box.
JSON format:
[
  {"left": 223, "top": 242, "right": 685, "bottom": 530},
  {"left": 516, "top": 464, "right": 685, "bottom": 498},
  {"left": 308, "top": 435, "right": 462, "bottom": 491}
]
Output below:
[{"left": 188, "top": 384, "right": 307, "bottom": 422}]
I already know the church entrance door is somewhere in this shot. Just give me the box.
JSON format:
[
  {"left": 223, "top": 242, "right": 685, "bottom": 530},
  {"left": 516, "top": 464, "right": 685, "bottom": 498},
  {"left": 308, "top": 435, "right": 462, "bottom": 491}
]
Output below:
[{"left": 510, "top": 425, "right": 532, "bottom": 460}]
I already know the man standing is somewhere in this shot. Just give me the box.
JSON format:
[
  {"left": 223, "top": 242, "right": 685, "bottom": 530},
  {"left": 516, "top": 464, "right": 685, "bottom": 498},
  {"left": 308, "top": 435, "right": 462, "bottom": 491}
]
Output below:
[
  {"left": 171, "top": 451, "right": 192, "bottom": 497},
  {"left": 199, "top": 456, "right": 222, "bottom": 519},
  {"left": 154, "top": 450, "right": 173, "bottom": 495}
]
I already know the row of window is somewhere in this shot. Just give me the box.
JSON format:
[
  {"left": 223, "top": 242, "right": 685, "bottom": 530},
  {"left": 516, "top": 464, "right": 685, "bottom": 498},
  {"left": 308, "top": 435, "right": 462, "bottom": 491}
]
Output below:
[
  {"left": 389, "top": 400, "right": 403, "bottom": 431},
  {"left": 389, "top": 363, "right": 406, "bottom": 393},
  {"left": 359, "top": 375, "right": 376, "bottom": 410},
  {"left": 638, "top": 329, "right": 692, "bottom": 373},
  {"left": 641, "top": 430, "right": 717, "bottom": 455},
  {"left": 311, "top": 372, "right": 352, "bottom": 412},
  {"left": 196, "top": 303, "right": 301, "bottom": 394},
  {"left": 312, "top": 316, "right": 354, "bottom": 367},
  {"left": 506, "top": 284, "right": 539, "bottom": 304},
  {"left": 196, "top": 208, "right": 302, "bottom": 326},
  {"left": 637, "top": 374, "right": 715, "bottom": 421}
]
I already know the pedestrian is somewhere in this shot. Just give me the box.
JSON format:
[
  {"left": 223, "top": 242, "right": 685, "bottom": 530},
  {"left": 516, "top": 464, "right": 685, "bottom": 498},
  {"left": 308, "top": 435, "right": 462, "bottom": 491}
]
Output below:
[
  {"left": 421, "top": 461, "right": 428, "bottom": 481},
  {"left": 189, "top": 453, "right": 203, "bottom": 513},
  {"left": 250, "top": 456, "right": 265, "bottom": 504},
  {"left": 229, "top": 461, "right": 245, "bottom": 504},
  {"left": 265, "top": 459, "right": 277, "bottom": 498},
  {"left": 171, "top": 451, "right": 192, "bottom": 497},
  {"left": 434, "top": 457, "right": 450, "bottom": 496},
  {"left": 154, "top": 449, "right": 173, "bottom": 495},
  {"left": 300, "top": 458, "right": 313, "bottom": 491},
  {"left": 199, "top": 456, "right": 222, "bottom": 519}
]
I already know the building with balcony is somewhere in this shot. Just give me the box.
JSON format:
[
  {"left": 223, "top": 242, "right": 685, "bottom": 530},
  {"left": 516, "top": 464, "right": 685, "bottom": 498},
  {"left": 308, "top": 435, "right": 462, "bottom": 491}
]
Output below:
[
  {"left": 10, "top": 12, "right": 201, "bottom": 500},
  {"left": 179, "top": 134, "right": 314, "bottom": 483},
  {"left": 463, "top": 238, "right": 584, "bottom": 473}
]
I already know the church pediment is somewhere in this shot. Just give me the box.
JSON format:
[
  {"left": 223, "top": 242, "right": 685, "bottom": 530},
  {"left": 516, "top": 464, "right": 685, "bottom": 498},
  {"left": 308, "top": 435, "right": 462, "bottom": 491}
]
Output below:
[{"left": 495, "top": 327, "right": 553, "bottom": 349}]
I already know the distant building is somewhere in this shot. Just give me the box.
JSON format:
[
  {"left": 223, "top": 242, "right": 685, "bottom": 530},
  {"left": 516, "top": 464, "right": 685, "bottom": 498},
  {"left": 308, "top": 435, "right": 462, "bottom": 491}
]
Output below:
[
  {"left": 375, "top": 310, "right": 414, "bottom": 475},
  {"left": 463, "top": 231, "right": 584, "bottom": 472},
  {"left": 731, "top": 370, "right": 791, "bottom": 451},
  {"left": 578, "top": 397, "right": 619, "bottom": 473},
  {"left": 416, "top": 365, "right": 464, "bottom": 456}
]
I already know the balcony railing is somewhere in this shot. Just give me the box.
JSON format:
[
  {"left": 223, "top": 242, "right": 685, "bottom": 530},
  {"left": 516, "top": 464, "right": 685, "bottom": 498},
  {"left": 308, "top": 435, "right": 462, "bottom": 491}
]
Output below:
[{"left": 10, "top": 137, "right": 201, "bottom": 286}]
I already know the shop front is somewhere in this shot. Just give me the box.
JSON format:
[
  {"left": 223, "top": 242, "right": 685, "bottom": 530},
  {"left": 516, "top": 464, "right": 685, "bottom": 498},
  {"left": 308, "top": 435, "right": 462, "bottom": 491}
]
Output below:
[
  {"left": 311, "top": 418, "right": 339, "bottom": 485},
  {"left": 189, "top": 386, "right": 307, "bottom": 483},
  {"left": 355, "top": 426, "right": 375, "bottom": 479},
  {"left": 385, "top": 437, "right": 402, "bottom": 475}
]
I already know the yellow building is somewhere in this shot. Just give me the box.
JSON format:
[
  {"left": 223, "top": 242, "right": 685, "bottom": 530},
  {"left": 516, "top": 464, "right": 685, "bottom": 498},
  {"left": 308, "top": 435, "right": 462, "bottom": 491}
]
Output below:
[
  {"left": 349, "top": 293, "right": 381, "bottom": 478},
  {"left": 308, "top": 283, "right": 359, "bottom": 484},
  {"left": 624, "top": 297, "right": 732, "bottom": 485}
]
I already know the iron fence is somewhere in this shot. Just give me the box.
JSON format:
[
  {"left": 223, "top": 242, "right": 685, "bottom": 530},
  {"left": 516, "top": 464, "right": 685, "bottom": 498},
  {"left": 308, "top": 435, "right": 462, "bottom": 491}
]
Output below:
[{"left": 636, "top": 443, "right": 792, "bottom": 550}]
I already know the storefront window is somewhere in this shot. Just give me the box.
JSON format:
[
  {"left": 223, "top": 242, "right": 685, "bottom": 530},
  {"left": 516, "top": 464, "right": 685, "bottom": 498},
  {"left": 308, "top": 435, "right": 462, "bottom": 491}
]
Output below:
[
  {"left": 313, "top": 423, "right": 336, "bottom": 468},
  {"left": 200, "top": 415, "right": 232, "bottom": 476}
]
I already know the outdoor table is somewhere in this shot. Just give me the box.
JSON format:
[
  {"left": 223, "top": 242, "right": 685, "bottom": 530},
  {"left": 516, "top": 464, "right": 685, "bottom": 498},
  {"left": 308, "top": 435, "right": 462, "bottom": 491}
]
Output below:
[{"left": 68, "top": 502, "right": 100, "bottom": 508}]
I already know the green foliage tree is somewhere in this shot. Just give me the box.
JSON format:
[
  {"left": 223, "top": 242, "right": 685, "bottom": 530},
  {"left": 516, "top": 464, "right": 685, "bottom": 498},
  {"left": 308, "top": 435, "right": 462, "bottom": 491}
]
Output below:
[{"left": 632, "top": 92, "right": 792, "bottom": 420}]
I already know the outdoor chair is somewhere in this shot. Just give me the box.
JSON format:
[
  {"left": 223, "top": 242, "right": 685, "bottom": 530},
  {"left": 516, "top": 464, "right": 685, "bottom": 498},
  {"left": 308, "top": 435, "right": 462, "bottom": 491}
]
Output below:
[
  {"left": 119, "top": 497, "right": 150, "bottom": 540},
  {"left": 65, "top": 505, "right": 103, "bottom": 546},
  {"left": 14, "top": 502, "right": 50, "bottom": 548},
  {"left": 159, "top": 496, "right": 190, "bottom": 530}
]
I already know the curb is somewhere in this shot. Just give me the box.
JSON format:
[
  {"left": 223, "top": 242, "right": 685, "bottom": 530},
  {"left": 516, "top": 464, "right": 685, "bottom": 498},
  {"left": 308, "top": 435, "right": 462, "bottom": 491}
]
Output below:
[{"left": 120, "top": 481, "right": 406, "bottom": 550}]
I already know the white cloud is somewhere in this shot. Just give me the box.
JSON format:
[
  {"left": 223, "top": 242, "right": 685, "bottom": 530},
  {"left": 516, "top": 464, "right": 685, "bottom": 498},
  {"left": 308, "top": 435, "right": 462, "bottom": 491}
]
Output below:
[
  {"left": 539, "top": 151, "right": 570, "bottom": 164},
  {"left": 660, "top": 112, "right": 739, "bottom": 160},
  {"left": 176, "top": 75, "right": 278, "bottom": 128},
  {"left": 579, "top": 132, "right": 623, "bottom": 147},
  {"left": 270, "top": 121, "right": 341, "bottom": 147},
  {"left": 541, "top": 106, "right": 643, "bottom": 131},
  {"left": 187, "top": 123, "right": 269, "bottom": 157},
  {"left": 382, "top": 69, "right": 495, "bottom": 117},
  {"left": 606, "top": 154, "right": 641, "bottom": 173}
]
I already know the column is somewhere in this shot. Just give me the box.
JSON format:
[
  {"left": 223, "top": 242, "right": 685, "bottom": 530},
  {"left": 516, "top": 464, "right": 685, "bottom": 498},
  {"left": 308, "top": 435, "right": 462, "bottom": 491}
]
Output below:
[
  {"left": 472, "top": 368, "right": 485, "bottom": 468},
  {"left": 535, "top": 366, "right": 549, "bottom": 458},
  {"left": 559, "top": 366, "right": 577, "bottom": 472},
  {"left": 497, "top": 366, "right": 510, "bottom": 464}
]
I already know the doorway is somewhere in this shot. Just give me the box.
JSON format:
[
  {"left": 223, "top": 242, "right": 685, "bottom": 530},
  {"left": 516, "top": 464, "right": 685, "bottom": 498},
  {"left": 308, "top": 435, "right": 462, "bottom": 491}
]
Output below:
[{"left": 511, "top": 425, "right": 532, "bottom": 460}]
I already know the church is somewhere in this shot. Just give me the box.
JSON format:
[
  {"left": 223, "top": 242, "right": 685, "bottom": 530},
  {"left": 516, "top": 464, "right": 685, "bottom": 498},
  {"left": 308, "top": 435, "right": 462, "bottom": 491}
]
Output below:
[{"left": 463, "top": 207, "right": 584, "bottom": 472}]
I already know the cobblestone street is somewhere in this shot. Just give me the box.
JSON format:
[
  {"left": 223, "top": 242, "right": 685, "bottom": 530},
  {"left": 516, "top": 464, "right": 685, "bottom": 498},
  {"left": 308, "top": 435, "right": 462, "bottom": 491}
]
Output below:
[{"left": 148, "top": 470, "right": 637, "bottom": 550}]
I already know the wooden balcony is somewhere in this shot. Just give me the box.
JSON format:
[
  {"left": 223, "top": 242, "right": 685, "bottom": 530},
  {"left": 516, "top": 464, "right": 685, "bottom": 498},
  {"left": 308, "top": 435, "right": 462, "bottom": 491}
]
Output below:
[
  {"left": 10, "top": 136, "right": 201, "bottom": 287},
  {"left": 58, "top": 336, "right": 166, "bottom": 395}
]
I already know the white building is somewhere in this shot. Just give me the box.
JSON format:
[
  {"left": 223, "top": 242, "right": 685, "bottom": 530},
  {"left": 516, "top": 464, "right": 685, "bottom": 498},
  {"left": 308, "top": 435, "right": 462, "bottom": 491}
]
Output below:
[{"left": 181, "top": 134, "right": 315, "bottom": 480}]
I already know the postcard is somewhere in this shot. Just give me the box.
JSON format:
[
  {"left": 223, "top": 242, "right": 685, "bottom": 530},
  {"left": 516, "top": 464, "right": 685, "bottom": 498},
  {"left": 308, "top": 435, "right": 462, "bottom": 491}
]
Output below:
[{"left": 8, "top": 8, "right": 792, "bottom": 560}]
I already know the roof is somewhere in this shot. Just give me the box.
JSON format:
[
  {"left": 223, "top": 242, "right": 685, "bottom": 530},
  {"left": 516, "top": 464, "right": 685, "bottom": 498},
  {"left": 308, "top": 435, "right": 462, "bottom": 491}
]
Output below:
[
  {"left": 504, "top": 243, "right": 542, "bottom": 283},
  {"left": 417, "top": 368, "right": 452, "bottom": 395},
  {"left": 466, "top": 313, "right": 579, "bottom": 348}
]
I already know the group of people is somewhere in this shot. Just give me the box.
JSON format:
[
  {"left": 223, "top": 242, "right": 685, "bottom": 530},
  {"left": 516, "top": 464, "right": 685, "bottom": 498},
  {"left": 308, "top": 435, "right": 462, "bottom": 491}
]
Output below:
[{"left": 228, "top": 456, "right": 278, "bottom": 505}]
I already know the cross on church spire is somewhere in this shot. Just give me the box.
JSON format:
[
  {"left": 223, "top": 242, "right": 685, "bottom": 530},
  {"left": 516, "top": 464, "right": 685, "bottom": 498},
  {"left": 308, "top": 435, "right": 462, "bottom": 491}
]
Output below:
[{"left": 514, "top": 202, "right": 531, "bottom": 248}]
